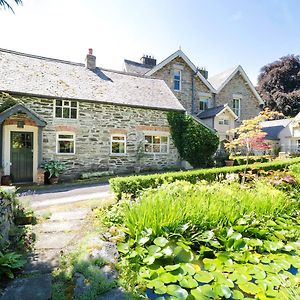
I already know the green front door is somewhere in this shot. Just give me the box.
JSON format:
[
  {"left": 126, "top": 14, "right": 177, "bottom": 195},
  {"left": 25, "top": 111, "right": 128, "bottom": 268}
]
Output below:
[{"left": 10, "top": 132, "right": 33, "bottom": 183}]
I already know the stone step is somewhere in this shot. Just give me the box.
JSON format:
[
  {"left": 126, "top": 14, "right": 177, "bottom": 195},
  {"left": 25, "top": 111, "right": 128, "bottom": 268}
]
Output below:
[
  {"left": 49, "top": 208, "right": 90, "bottom": 221},
  {"left": 35, "top": 232, "right": 78, "bottom": 250},
  {"left": 37, "top": 220, "right": 85, "bottom": 233}
]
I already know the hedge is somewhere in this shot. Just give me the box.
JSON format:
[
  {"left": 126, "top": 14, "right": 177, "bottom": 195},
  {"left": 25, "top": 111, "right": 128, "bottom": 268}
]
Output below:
[{"left": 109, "top": 157, "right": 300, "bottom": 199}]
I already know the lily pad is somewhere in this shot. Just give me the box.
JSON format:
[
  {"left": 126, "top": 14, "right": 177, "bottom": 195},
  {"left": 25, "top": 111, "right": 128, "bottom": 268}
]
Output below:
[
  {"left": 167, "top": 284, "right": 188, "bottom": 299},
  {"left": 154, "top": 237, "right": 169, "bottom": 247},
  {"left": 194, "top": 271, "right": 214, "bottom": 283}
]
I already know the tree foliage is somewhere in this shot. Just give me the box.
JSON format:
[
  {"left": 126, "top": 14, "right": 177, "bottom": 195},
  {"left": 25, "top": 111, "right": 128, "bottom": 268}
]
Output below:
[
  {"left": 0, "top": 0, "right": 22, "bottom": 12},
  {"left": 257, "top": 55, "right": 300, "bottom": 117},
  {"left": 167, "top": 112, "right": 219, "bottom": 168}
]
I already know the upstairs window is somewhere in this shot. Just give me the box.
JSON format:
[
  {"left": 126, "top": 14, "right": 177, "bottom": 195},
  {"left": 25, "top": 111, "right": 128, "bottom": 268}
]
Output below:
[
  {"left": 233, "top": 98, "right": 241, "bottom": 118},
  {"left": 56, "top": 133, "right": 75, "bottom": 154},
  {"left": 144, "top": 135, "right": 168, "bottom": 154},
  {"left": 199, "top": 98, "right": 210, "bottom": 111},
  {"left": 219, "top": 118, "right": 230, "bottom": 125},
  {"left": 173, "top": 70, "right": 181, "bottom": 91},
  {"left": 111, "top": 135, "right": 126, "bottom": 155},
  {"left": 55, "top": 100, "right": 78, "bottom": 119}
]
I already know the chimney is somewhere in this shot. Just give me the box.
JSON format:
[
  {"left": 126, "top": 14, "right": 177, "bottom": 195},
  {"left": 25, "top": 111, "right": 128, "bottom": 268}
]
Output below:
[
  {"left": 141, "top": 54, "right": 157, "bottom": 67},
  {"left": 199, "top": 67, "right": 208, "bottom": 79},
  {"left": 85, "top": 48, "right": 96, "bottom": 70}
]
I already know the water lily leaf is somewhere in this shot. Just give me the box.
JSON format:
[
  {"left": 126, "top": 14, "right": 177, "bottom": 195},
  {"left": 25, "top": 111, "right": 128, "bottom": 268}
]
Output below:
[
  {"left": 148, "top": 245, "right": 161, "bottom": 254},
  {"left": 194, "top": 271, "right": 214, "bottom": 283},
  {"left": 167, "top": 284, "right": 188, "bottom": 299},
  {"left": 154, "top": 237, "right": 169, "bottom": 247},
  {"left": 191, "top": 285, "right": 215, "bottom": 299},
  {"left": 203, "top": 258, "right": 217, "bottom": 272},
  {"left": 273, "top": 259, "right": 291, "bottom": 270},
  {"left": 239, "top": 282, "right": 260, "bottom": 295},
  {"left": 179, "top": 276, "right": 198, "bottom": 289},
  {"left": 160, "top": 272, "right": 177, "bottom": 284},
  {"left": 181, "top": 263, "right": 196, "bottom": 275},
  {"left": 117, "top": 243, "right": 129, "bottom": 254},
  {"left": 229, "top": 272, "right": 251, "bottom": 284},
  {"left": 253, "top": 270, "right": 266, "bottom": 280},
  {"left": 139, "top": 267, "right": 151, "bottom": 279},
  {"left": 147, "top": 279, "right": 165, "bottom": 289},
  {"left": 174, "top": 247, "right": 194, "bottom": 263},
  {"left": 143, "top": 255, "right": 155, "bottom": 265},
  {"left": 162, "top": 246, "right": 173, "bottom": 257},
  {"left": 232, "top": 290, "right": 244, "bottom": 299},
  {"left": 214, "top": 284, "right": 232, "bottom": 299},
  {"left": 165, "top": 264, "right": 181, "bottom": 271},
  {"left": 154, "top": 285, "right": 168, "bottom": 295}
]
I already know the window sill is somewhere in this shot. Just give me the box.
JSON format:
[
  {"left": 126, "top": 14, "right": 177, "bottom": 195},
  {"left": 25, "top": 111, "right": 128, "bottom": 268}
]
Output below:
[
  {"left": 56, "top": 153, "right": 76, "bottom": 156},
  {"left": 144, "top": 152, "right": 169, "bottom": 155},
  {"left": 110, "top": 153, "right": 128, "bottom": 157}
]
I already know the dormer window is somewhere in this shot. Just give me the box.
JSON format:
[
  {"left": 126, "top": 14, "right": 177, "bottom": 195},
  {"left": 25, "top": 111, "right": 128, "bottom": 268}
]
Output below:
[
  {"left": 173, "top": 70, "right": 181, "bottom": 91},
  {"left": 199, "top": 98, "right": 209, "bottom": 111}
]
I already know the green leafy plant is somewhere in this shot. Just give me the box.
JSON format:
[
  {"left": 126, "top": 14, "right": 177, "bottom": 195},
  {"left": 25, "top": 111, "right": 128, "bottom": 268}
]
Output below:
[
  {"left": 43, "top": 160, "right": 65, "bottom": 178},
  {"left": 110, "top": 157, "right": 300, "bottom": 199},
  {"left": 0, "top": 251, "right": 26, "bottom": 279},
  {"left": 167, "top": 111, "right": 219, "bottom": 168}
]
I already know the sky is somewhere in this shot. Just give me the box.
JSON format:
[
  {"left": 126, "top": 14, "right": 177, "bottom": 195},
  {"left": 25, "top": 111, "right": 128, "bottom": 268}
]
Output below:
[{"left": 0, "top": 0, "right": 299, "bottom": 84}]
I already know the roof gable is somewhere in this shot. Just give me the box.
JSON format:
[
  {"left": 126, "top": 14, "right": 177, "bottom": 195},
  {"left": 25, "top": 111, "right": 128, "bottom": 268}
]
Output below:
[
  {"left": 0, "top": 103, "right": 47, "bottom": 126},
  {"left": 123, "top": 59, "right": 151, "bottom": 75},
  {"left": 146, "top": 50, "right": 216, "bottom": 93},
  {"left": 208, "top": 65, "right": 264, "bottom": 105},
  {"left": 197, "top": 104, "right": 238, "bottom": 120}
]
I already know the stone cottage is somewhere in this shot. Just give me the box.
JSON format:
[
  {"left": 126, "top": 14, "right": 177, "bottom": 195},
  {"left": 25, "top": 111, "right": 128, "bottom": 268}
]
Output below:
[
  {"left": 0, "top": 48, "right": 185, "bottom": 184},
  {"left": 124, "top": 50, "right": 264, "bottom": 141}
]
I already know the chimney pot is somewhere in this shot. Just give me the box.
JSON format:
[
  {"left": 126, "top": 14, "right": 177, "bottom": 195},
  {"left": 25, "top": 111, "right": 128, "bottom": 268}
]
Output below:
[
  {"left": 85, "top": 48, "right": 96, "bottom": 70},
  {"left": 88, "top": 48, "right": 93, "bottom": 55}
]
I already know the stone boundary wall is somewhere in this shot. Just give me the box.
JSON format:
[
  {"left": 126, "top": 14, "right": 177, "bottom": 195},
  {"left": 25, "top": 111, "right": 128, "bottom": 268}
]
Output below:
[{"left": 0, "top": 187, "right": 16, "bottom": 247}]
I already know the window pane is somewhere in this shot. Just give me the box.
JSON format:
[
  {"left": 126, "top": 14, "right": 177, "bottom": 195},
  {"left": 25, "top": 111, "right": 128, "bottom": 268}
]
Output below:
[
  {"left": 174, "top": 80, "right": 180, "bottom": 91},
  {"left": 161, "top": 145, "right": 168, "bottom": 153},
  {"left": 161, "top": 136, "right": 168, "bottom": 144},
  {"left": 153, "top": 136, "right": 160, "bottom": 144},
  {"left": 64, "top": 100, "right": 70, "bottom": 106},
  {"left": 144, "top": 144, "right": 152, "bottom": 152},
  {"left": 56, "top": 100, "right": 62, "bottom": 106},
  {"left": 58, "top": 134, "right": 73, "bottom": 139},
  {"left": 58, "top": 141, "right": 74, "bottom": 153},
  {"left": 145, "top": 136, "right": 152, "bottom": 143},
  {"left": 63, "top": 107, "right": 70, "bottom": 118},
  {"left": 153, "top": 145, "right": 160, "bottom": 153},
  {"left": 55, "top": 107, "right": 62, "bottom": 118},
  {"left": 71, "top": 108, "right": 77, "bottom": 119},
  {"left": 112, "top": 142, "right": 125, "bottom": 154},
  {"left": 71, "top": 101, "right": 77, "bottom": 108}
]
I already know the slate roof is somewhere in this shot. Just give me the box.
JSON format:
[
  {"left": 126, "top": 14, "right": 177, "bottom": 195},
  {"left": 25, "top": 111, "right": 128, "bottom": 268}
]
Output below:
[
  {"left": 124, "top": 59, "right": 152, "bottom": 75},
  {"left": 0, "top": 48, "right": 184, "bottom": 111},
  {"left": 208, "top": 66, "right": 238, "bottom": 91},
  {"left": 197, "top": 104, "right": 226, "bottom": 119},
  {"left": 261, "top": 119, "right": 291, "bottom": 140}
]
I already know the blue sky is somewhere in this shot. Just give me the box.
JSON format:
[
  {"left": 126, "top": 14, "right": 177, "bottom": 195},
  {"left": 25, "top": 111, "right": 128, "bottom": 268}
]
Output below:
[{"left": 1, "top": 0, "right": 299, "bottom": 84}]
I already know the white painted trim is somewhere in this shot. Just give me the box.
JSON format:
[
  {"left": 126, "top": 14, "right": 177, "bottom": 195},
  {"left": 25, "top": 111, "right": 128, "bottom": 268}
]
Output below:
[
  {"left": 56, "top": 131, "right": 76, "bottom": 155},
  {"left": 146, "top": 50, "right": 216, "bottom": 93},
  {"left": 3, "top": 125, "right": 38, "bottom": 182},
  {"left": 110, "top": 134, "right": 127, "bottom": 155},
  {"left": 214, "top": 65, "right": 264, "bottom": 105},
  {"left": 215, "top": 104, "right": 239, "bottom": 120},
  {"left": 143, "top": 133, "right": 170, "bottom": 154}
]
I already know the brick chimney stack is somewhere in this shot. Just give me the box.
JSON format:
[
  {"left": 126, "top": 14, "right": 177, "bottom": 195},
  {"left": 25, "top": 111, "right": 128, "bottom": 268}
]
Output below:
[
  {"left": 85, "top": 48, "right": 96, "bottom": 70},
  {"left": 140, "top": 55, "right": 156, "bottom": 67}
]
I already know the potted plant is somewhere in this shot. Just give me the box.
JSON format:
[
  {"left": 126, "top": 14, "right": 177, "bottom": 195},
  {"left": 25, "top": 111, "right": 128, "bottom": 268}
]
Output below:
[
  {"left": 225, "top": 152, "right": 235, "bottom": 166},
  {"left": 43, "top": 160, "right": 65, "bottom": 184}
]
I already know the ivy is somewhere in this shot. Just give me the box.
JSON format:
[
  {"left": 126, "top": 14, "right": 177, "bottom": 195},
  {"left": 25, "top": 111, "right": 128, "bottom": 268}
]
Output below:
[{"left": 167, "top": 112, "right": 219, "bottom": 168}]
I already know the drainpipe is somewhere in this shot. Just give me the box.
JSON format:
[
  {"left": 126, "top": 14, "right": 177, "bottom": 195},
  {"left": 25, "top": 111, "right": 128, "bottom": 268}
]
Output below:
[{"left": 191, "top": 68, "right": 199, "bottom": 115}]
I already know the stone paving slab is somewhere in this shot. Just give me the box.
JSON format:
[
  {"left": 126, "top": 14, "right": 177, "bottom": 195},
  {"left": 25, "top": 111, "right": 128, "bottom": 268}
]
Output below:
[
  {"left": 0, "top": 274, "right": 52, "bottom": 300},
  {"left": 35, "top": 232, "right": 78, "bottom": 249},
  {"left": 49, "top": 209, "right": 90, "bottom": 221},
  {"left": 37, "top": 220, "right": 85, "bottom": 233},
  {"left": 23, "top": 249, "right": 61, "bottom": 274}
]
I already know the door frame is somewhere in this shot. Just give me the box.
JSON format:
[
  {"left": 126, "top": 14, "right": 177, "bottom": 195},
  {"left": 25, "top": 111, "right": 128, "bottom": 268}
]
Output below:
[{"left": 3, "top": 125, "right": 38, "bottom": 182}]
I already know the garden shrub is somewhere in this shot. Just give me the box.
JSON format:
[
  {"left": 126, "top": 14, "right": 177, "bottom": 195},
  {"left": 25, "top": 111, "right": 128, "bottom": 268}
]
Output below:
[
  {"left": 110, "top": 157, "right": 300, "bottom": 199},
  {"left": 290, "top": 163, "right": 300, "bottom": 181},
  {"left": 167, "top": 112, "right": 219, "bottom": 168}
]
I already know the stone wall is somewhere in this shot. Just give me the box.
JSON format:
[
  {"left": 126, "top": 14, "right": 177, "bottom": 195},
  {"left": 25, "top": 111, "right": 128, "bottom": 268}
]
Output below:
[
  {"left": 0, "top": 187, "right": 15, "bottom": 247},
  {"left": 152, "top": 56, "right": 211, "bottom": 114},
  {"left": 5, "top": 96, "right": 180, "bottom": 179},
  {"left": 215, "top": 72, "right": 261, "bottom": 122}
]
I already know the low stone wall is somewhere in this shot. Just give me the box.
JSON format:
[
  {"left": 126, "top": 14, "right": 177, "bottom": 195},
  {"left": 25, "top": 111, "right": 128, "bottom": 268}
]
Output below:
[{"left": 0, "top": 187, "right": 16, "bottom": 247}]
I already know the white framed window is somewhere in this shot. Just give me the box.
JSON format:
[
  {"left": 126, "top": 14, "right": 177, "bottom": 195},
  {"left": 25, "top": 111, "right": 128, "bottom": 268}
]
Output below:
[
  {"left": 233, "top": 98, "right": 241, "bottom": 118},
  {"left": 173, "top": 70, "right": 181, "bottom": 91},
  {"left": 144, "top": 135, "right": 169, "bottom": 154},
  {"left": 56, "top": 132, "right": 75, "bottom": 154},
  {"left": 55, "top": 100, "right": 78, "bottom": 119},
  {"left": 219, "top": 118, "right": 230, "bottom": 125},
  {"left": 110, "top": 134, "right": 126, "bottom": 155}
]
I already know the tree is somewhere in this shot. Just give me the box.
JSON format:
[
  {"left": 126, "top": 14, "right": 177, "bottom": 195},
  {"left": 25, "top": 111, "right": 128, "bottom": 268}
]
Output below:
[
  {"left": 225, "top": 109, "right": 282, "bottom": 180},
  {"left": 0, "top": 0, "right": 22, "bottom": 12},
  {"left": 257, "top": 55, "right": 300, "bottom": 117},
  {"left": 167, "top": 112, "right": 219, "bottom": 168}
]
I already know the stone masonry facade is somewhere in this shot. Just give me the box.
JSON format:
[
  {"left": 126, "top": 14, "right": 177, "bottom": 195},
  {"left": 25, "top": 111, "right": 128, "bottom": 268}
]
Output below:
[
  {"left": 3, "top": 96, "right": 180, "bottom": 180},
  {"left": 215, "top": 72, "right": 261, "bottom": 122},
  {"left": 152, "top": 57, "right": 211, "bottom": 115}
]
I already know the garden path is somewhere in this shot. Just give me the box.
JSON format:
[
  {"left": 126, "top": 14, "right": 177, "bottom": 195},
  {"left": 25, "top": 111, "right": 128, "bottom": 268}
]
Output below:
[{"left": 0, "top": 184, "right": 114, "bottom": 300}]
